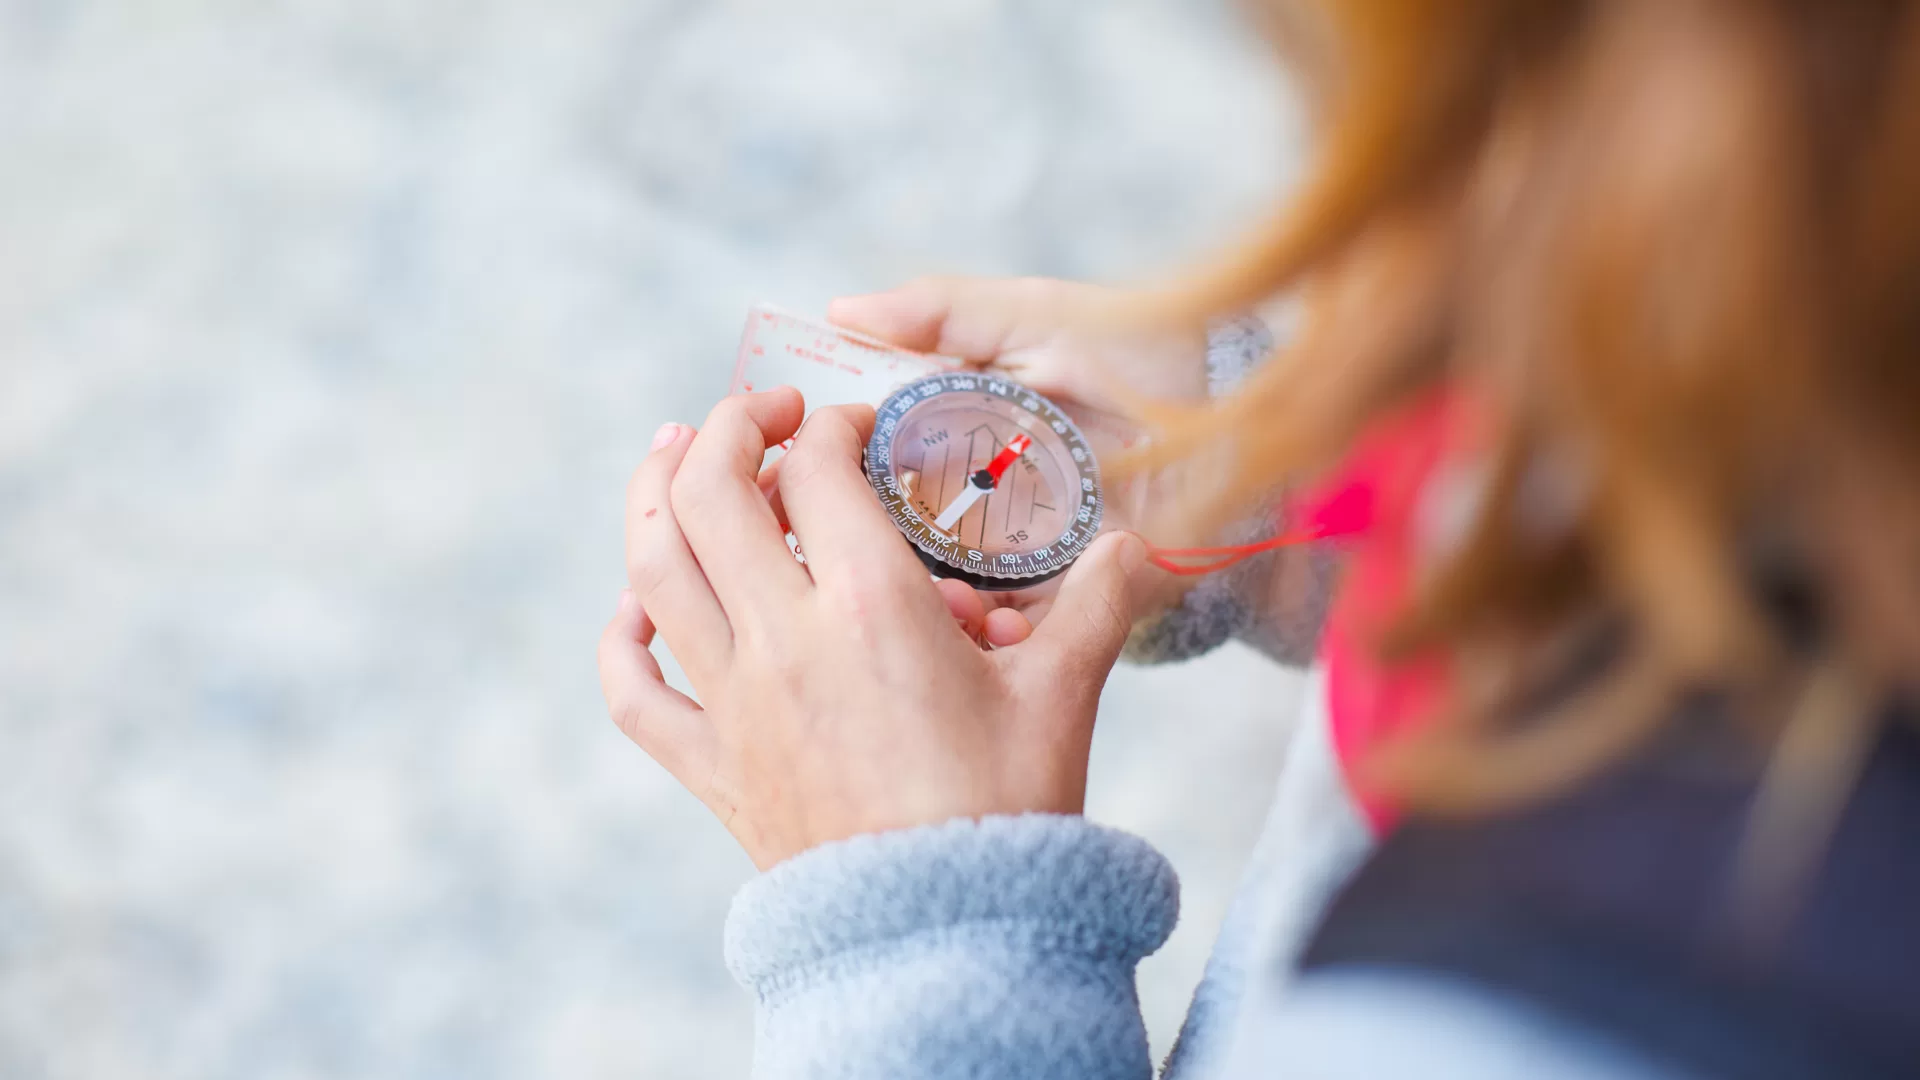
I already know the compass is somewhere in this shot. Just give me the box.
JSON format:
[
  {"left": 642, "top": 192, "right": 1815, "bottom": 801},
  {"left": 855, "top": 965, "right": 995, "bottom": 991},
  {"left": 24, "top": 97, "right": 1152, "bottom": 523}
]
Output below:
[{"left": 864, "top": 372, "right": 1104, "bottom": 590}]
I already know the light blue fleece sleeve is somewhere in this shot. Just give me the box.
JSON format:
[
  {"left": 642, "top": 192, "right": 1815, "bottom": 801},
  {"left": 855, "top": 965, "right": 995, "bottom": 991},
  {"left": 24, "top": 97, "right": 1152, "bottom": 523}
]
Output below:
[{"left": 723, "top": 814, "right": 1179, "bottom": 1080}]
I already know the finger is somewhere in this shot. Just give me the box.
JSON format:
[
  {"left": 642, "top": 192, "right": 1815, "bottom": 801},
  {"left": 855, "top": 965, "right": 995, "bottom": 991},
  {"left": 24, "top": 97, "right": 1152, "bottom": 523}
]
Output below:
[
  {"left": 982, "top": 607, "right": 1034, "bottom": 648},
  {"left": 628, "top": 423, "right": 734, "bottom": 688},
  {"left": 1016, "top": 531, "right": 1146, "bottom": 677},
  {"left": 828, "top": 277, "right": 1080, "bottom": 361},
  {"left": 603, "top": 588, "right": 664, "bottom": 677},
  {"left": 757, "top": 458, "right": 790, "bottom": 534},
  {"left": 935, "top": 577, "right": 987, "bottom": 641},
  {"left": 779, "top": 404, "right": 929, "bottom": 589},
  {"left": 598, "top": 589, "right": 712, "bottom": 779},
  {"left": 672, "top": 389, "right": 812, "bottom": 616},
  {"left": 756, "top": 458, "right": 818, "bottom": 581}
]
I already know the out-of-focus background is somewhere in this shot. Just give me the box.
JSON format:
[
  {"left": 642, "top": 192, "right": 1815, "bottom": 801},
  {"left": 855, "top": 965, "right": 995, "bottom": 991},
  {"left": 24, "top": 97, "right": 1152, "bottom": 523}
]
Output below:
[{"left": 0, "top": 2, "right": 1306, "bottom": 1076}]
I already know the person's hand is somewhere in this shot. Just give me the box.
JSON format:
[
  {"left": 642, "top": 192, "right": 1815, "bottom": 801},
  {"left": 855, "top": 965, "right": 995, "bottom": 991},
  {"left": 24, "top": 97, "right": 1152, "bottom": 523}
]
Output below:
[
  {"left": 829, "top": 277, "right": 1213, "bottom": 625},
  {"left": 597, "top": 388, "right": 1147, "bottom": 870},
  {"left": 829, "top": 276, "right": 1208, "bottom": 439}
]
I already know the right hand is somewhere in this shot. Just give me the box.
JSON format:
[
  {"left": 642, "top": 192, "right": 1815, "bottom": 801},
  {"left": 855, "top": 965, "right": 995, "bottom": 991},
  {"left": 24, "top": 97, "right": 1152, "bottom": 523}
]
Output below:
[{"left": 599, "top": 389, "right": 1145, "bottom": 869}]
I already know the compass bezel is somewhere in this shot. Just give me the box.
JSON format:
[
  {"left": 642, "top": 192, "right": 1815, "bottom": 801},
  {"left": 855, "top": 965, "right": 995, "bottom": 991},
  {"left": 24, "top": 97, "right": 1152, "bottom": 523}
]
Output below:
[{"left": 864, "top": 373, "right": 1104, "bottom": 591}]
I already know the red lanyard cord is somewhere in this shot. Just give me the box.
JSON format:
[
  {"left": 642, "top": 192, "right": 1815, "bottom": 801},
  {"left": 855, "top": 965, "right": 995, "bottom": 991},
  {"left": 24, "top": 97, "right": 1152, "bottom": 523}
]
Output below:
[{"left": 1145, "top": 527, "right": 1324, "bottom": 576}]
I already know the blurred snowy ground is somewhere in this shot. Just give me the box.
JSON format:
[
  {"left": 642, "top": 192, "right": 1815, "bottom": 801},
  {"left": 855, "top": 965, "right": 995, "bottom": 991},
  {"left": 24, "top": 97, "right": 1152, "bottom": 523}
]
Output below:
[{"left": 0, "top": 1, "right": 1305, "bottom": 1076}]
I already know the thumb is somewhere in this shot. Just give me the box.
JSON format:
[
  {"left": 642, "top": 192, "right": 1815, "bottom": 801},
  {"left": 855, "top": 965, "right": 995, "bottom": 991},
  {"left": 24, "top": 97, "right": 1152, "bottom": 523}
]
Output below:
[
  {"left": 829, "top": 277, "right": 1072, "bottom": 362},
  {"left": 1022, "top": 531, "right": 1147, "bottom": 677},
  {"left": 828, "top": 279, "right": 959, "bottom": 354}
]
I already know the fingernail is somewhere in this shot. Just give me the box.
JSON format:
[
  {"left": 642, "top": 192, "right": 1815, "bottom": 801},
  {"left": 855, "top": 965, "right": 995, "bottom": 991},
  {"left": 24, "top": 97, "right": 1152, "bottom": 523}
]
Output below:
[
  {"left": 650, "top": 423, "right": 680, "bottom": 451},
  {"left": 617, "top": 587, "right": 635, "bottom": 614},
  {"left": 1118, "top": 532, "right": 1147, "bottom": 570}
]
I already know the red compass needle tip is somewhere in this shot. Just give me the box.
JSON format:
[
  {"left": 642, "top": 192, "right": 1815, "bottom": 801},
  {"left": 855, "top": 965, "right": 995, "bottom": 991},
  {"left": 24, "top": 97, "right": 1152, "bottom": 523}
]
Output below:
[{"left": 983, "top": 433, "right": 1032, "bottom": 486}]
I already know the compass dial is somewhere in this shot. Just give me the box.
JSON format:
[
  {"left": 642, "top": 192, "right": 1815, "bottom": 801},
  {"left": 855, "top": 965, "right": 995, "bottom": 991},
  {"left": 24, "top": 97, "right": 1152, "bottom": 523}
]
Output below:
[{"left": 865, "top": 373, "right": 1103, "bottom": 590}]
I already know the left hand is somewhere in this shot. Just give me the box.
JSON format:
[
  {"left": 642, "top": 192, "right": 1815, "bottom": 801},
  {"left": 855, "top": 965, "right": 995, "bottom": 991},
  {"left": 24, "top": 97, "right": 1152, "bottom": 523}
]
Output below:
[
  {"left": 828, "top": 277, "right": 1209, "bottom": 416},
  {"left": 598, "top": 388, "right": 1147, "bottom": 869}
]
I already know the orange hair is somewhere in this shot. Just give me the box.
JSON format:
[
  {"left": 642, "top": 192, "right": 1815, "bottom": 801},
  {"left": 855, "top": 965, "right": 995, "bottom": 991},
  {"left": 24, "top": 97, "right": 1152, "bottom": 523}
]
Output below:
[{"left": 1119, "top": 0, "right": 1920, "bottom": 840}]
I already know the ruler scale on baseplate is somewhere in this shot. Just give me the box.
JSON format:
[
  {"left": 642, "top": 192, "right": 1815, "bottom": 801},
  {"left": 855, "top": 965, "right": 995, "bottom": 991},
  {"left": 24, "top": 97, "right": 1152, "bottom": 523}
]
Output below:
[
  {"left": 732, "top": 305, "right": 958, "bottom": 435},
  {"left": 732, "top": 304, "right": 1143, "bottom": 457}
]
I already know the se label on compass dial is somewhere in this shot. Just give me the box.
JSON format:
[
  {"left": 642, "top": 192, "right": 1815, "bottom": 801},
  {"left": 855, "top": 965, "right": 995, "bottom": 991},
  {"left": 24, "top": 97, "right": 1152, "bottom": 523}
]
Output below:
[{"left": 864, "top": 373, "right": 1104, "bottom": 591}]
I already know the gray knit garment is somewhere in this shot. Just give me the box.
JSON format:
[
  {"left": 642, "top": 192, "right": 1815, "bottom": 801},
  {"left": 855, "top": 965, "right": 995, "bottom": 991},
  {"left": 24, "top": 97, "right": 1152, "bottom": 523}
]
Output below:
[
  {"left": 1122, "top": 316, "right": 1339, "bottom": 668},
  {"left": 719, "top": 321, "right": 1662, "bottom": 1079}
]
